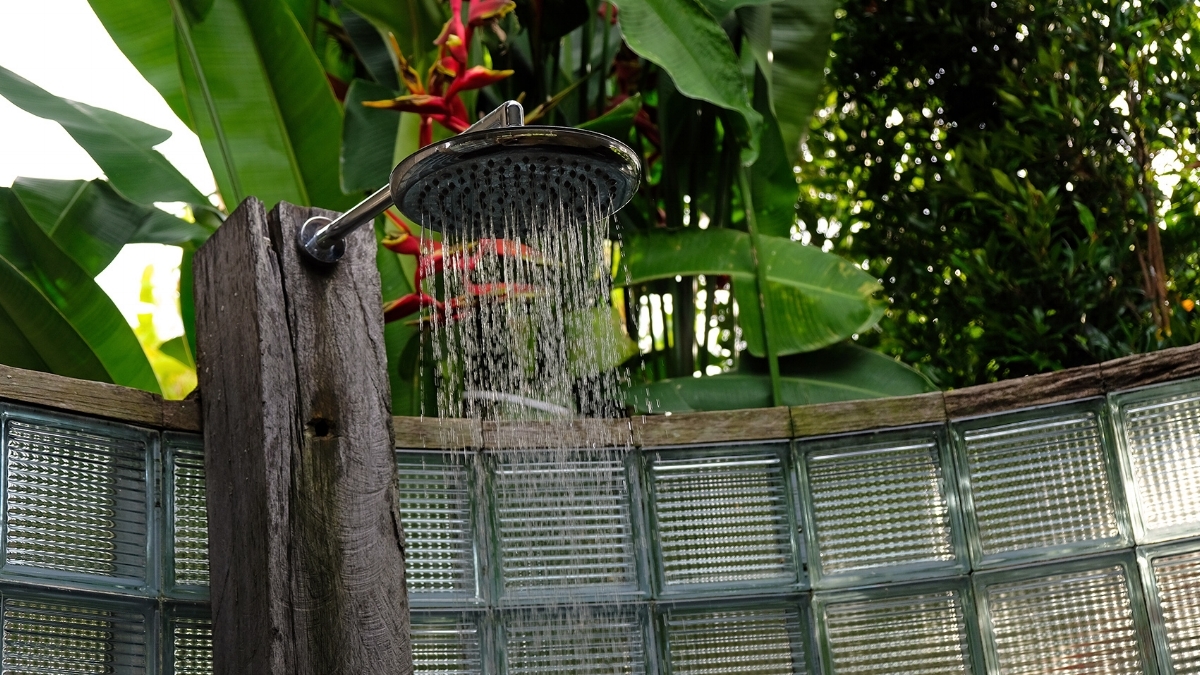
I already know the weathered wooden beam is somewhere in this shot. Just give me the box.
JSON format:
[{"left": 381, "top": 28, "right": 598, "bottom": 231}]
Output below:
[
  {"left": 195, "top": 198, "right": 410, "bottom": 675},
  {"left": 632, "top": 407, "right": 793, "bottom": 447}
]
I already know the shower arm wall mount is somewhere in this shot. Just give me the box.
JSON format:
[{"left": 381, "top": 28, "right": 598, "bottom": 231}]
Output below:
[{"left": 296, "top": 101, "right": 525, "bottom": 265}]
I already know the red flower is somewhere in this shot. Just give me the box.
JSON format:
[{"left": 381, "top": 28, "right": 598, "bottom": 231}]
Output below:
[{"left": 364, "top": 2, "right": 514, "bottom": 148}]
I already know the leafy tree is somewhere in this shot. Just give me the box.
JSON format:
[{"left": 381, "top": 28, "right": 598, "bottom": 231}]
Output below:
[{"left": 799, "top": 0, "right": 1200, "bottom": 387}]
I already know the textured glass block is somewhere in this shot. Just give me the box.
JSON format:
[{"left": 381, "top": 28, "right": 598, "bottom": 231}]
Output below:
[
  {"left": 169, "top": 612, "right": 214, "bottom": 675},
  {"left": 493, "top": 449, "right": 636, "bottom": 597},
  {"left": 980, "top": 563, "right": 1146, "bottom": 674},
  {"left": 1, "top": 595, "right": 147, "bottom": 674},
  {"left": 650, "top": 450, "right": 795, "bottom": 589},
  {"left": 504, "top": 606, "right": 644, "bottom": 675},
  {"left": 412, "top": 615, "right": 482, "bottom": 675},
  {"left": 1145, "top": 547, "right": 1200, "bottom": 674},
  {"left": 396, "top": 452, "right": 477, "bottom": 598},
  {"left": 819, "top": 587, "right": 974, "bottom": 674},
  {"left": 169, "top": 436, "right": 209, "bottom": 588},
  {"left": 957, "top": 409, "right": 1122, "bottom": 566},
  {"left": 1115, "top": 383, "right": 1200, "bottom": 540},
  {"left": 2, "top": 415, "right": 150, "bottom": 583},
  {"left": 802, "top": 432, "right": 957, "bottom": 585},
  {"left": 665, "top": 606, "right": 805, "bottom": 675}
]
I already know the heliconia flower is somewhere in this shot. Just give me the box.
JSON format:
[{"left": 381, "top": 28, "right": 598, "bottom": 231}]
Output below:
[
  {"left": 388, "top": 34, "right": 425, "bottom": 95},
  {"left": 362, "top": 94, "right": 452, "bottom": 116},
  {"left": 384, "top": 292, "right": 440, "bottom": 322},
  {"left": 446, "top": 66, "right": 516, "bottom": 99},
  {"left": 597, "top": 1, "right": 618, "bottom": 24},
  {"left": 468, "top": 0, "right": 517, "bottom": 26},
  {"left": 435, "top": 0, "right": 469, "bottom": 64}
]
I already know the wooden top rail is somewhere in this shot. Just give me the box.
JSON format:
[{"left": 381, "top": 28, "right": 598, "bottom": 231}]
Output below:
[
  {"left": 2, "top": 342, "right": 1197, "bottom": 446},
  {"left": 0, "top": 363, "right": 200, "bottom": 432}
]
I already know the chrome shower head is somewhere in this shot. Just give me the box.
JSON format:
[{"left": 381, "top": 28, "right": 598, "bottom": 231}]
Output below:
[{"left": 298, "top": 101, "right": 642, "bottom": 264}]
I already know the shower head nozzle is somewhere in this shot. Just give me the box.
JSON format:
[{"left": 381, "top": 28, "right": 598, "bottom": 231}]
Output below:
[{"left": 298, "top": 101, "right": 642, "bottom": 264}]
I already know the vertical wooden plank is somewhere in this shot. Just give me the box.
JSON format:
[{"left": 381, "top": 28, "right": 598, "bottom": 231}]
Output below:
[
  {"left": 195, "top": 198, "right": 411, "bottom": 675},
  {"left": 268, "top": 202, "right": 411, "bottom": 674},
  {"left": 194, "top": 198, "right": 297, "bottom": 674}
]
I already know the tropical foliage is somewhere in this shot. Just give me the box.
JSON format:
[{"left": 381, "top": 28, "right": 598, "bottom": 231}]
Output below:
[{"left": 0, "top": 0, "right": 936, "bottom": 411}]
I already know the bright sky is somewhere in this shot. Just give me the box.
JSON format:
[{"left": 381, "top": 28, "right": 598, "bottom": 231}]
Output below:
[{"left": 0, "top": 0, "right": 216, "bottom": 339}]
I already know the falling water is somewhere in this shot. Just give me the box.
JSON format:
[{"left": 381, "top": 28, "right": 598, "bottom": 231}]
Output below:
[{"left": 416, "top": 161, "right": 642, "bottom": 674}]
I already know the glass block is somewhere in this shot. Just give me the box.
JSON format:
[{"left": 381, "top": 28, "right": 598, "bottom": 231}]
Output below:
[
  {"left": 649, "top": 448, "right": 796, "bottom": 592},
  {"left": 411, "top": 614, "right": 482, "bottom": 675},
  {"left": 504, "top": 605, "right": 645, "bottom": 675},
  {"left": 977, "top": 557, "right": 1150, "bottom": 674},
  {"left": 167, "top": 435, "right": 209, "bottom": 590},
  {"left": 168, "top": 609, "right": 214, "bottom": 675},
  {"left": 1, "top": 410, "right": 152, "bottom": 587},
  {"left": 396, "top": 451, "right": 478, "bottom": 600},
  {"left": 1141, "top": 543, "right": 1200, "bottom": 674},
  {"left": 800, "top": 429, "right": 961, "bottom": 587},
  {"left": 0, "top": 594, "right": 148, "bottom": 674},
  {"left": 954, "top": 405, "right": 1125, "bottom": 567},
  {"left": 492, "top": 448, "right": 637, "bottom": 599},
  {"left": 664, "top": 605, "right": 807, "bottom": 675},
  {"left": 1113, "top": 380, "right": 1200, "bottom": 541},
  {"left": 817, "top": 584, "right": 976, "bottom": 674}
]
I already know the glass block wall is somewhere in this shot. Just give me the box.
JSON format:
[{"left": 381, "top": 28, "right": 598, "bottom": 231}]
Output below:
[
  {"left": 5, "top": 376, "right": 1200, "bottom": 673},
  {"left": 398, "top": 377, "right": 1200, "bottom": 674},
  {"left": 0, "top": 403, "right": 209, "bottom": 674}
]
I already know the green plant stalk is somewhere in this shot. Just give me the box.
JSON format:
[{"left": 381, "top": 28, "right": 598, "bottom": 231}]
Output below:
[{"left": 738, "top": 165, "right": 781, "bottom": 406}]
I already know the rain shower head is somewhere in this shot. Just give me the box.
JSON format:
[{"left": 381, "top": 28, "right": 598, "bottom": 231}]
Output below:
[{"left": 298, "top": 101, "right": 642, "bottom": 264}]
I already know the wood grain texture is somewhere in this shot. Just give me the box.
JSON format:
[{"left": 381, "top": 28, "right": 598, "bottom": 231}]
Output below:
[
  {"left": 0, "top": 363, "right": 202, "bottom": 430},
  {"left": 480, "top": 418, "right": 635, "bottom": 449},
  {"left": 195, "top": 198, "right": 297, "bottom": 675},
  {"left": 393, "top": 416, "right": 481, "bottom": 449},
  {"left": 790, "top": 392, "right": 947, "bottom": 439},
  {"left": 943, "top": 364, "right": 1105, "bottom": 419},
  {"left": 1100, "top": 342, "right": 1200, "bottom": 392},
  {"left": 195, "top": 199, "right": 411, "bottom": 675},
  {"left": 631, "top": 407, "right": 793, "bottom": 447},
  {"left": 269, "top": 203, "right": 411, "bottom": 675}
]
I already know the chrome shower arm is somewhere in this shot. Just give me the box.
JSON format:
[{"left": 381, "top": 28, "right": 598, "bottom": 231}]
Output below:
[{"left": 297, "top": 101, "right": 526, "bottom": 265}]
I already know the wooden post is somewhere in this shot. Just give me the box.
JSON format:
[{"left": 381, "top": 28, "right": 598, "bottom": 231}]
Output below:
[{"left": 194, "top": 198, "right": 411, "bottom": 675}]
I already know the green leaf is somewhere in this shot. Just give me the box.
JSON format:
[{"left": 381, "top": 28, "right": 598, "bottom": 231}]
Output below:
[
  {"left": 620, "top": 228, "right": 753, "bottom": 281},
  {"left": 764, "top": 0, "right": 839, "bottom": 161},
  {"left": 751, "top": 70, "right": 798, "bottom": 237},
  {"left": 615, "top": 0, "right": 763, "bottom": 163},
  {"left": 701, "top": 0, "right": 772, "bottom": 20},
  {"left": 626, "top": 343, "right": 935, "bottom": 412},
  {"left": 338, "top": 7, "right": 400, "bottom": 90},
  {"left": 88, "top": 0, "right": 193, "bottom": 127},
  {"left": 0, "top": 189, "right": 160, "bottom": 392},
  {"left": 342, "top": 0, "right": 444, "bottom": 68},
  {"left": 620, "top": 228, "right": 883, "bottom": 356},
  {"left": 990, "top": 168, "right": 1018, "bottom": 194},
  {"left": 171, "top": 0, "right": 355, "bottom": 210},
  {"left": 159, "top": 334, "right": 195, "bottom": 367},
  {"left": 565, "top": 305, "right": 639, "bottom": 377},
  {"left": 12, "top": 178, "right": 209, "bottom": 277},
  {"left": 1074, "top": 200, "right": 1097, "bottom": 237},
  {"left": 342, "top": 79, "right": 403, "bottom": 194},
  {"left": 736, "top": 235, "right": 884, "bottom": 356},
  {"left": 0, "top": 65, "right": 207, "bottom": 206},
  {"left": 578, "top": 94, "right": 642, "bottom": 139}
]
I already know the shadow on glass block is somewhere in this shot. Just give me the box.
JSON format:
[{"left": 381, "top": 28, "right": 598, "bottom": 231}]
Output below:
[
  {"left": 647, "top": 444, "right": 801, "bottom": 598},
  {"left": 814, "top": 578, "right": 980, "bottom": 675},
  {"left": 951, "top": 400, "right": 1131, "bottom": 569},
  {"left": 974, "top": 552, "right": 1154, "bottom": 675},
  {"left": 796, "top": 427, "right": 966, "bottom": 589}
]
